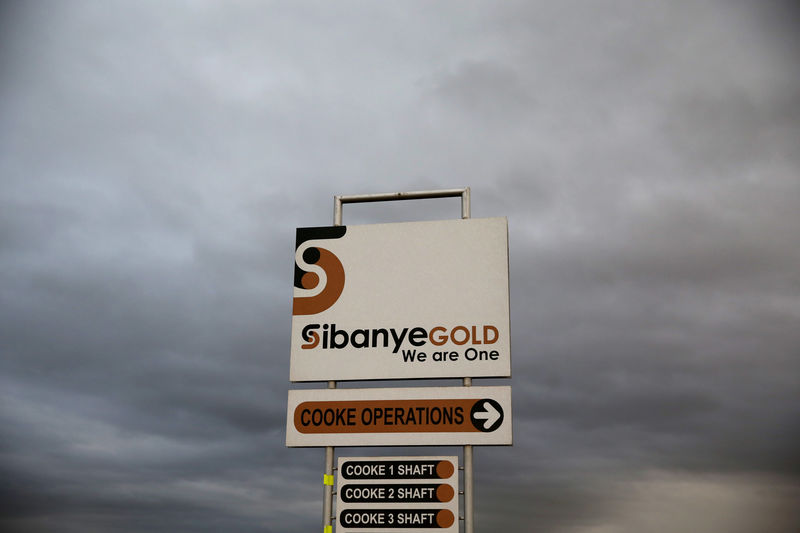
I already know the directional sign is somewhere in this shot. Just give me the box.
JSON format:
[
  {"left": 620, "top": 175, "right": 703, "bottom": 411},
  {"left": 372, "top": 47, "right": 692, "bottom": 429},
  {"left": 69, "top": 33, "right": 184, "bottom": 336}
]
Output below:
[
  {"left": 336, "top": 456, "right": 458, "bottom": 533},
  {"left": 285, "top": 386, "right": 511, "bottom": 446}
]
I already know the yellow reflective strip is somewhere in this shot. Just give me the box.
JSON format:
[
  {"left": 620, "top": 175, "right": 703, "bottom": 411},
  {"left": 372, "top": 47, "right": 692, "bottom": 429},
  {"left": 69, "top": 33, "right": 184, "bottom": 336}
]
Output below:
[
  {"left": 324, "top": 526, "right": 332, "bottom": 533},
  {"left": 323, "top": 474, "right": 334, "bottom": 486}
]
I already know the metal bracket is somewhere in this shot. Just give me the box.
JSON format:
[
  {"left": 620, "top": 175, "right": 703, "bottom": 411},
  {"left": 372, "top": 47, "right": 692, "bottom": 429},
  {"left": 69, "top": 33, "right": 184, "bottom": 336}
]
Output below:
[{"left": 334, "top": 187, "right": 471, "bottom": 225}]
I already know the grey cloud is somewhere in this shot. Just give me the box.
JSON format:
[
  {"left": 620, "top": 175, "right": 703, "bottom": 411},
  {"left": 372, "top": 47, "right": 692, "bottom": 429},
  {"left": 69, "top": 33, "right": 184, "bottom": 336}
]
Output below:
[
  {"left": 428, "top": 60, "right": 536, "bottom": 123},
  {"left": 663, "top": 88, "right": 800, "bottom": 174},
  {"left": 1, "top": 1, "right": 799, "bottom": 532}
]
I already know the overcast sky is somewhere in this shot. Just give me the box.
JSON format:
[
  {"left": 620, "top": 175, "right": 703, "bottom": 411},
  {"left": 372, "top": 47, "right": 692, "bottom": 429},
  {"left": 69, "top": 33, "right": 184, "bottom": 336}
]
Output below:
[{"left": 1, "top": 1, "right": 799, "bottom": 532}]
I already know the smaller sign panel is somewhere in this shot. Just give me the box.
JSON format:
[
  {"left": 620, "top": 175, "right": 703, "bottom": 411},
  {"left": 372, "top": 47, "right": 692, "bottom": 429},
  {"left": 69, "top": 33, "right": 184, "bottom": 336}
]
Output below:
[
  {"left": 285, "top": 386, "right": 511, "bottom": 447},
  {"left": 336, "top": 456, "right": 458, "bottom": 533}
]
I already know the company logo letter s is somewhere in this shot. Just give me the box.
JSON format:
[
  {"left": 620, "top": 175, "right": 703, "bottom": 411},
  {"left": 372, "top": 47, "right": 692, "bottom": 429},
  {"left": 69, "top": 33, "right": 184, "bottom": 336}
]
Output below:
[
  {"left": 293, "top": 226, "right": 346, "bottom": 315},
  {"left": 301, "top": 324, "right": 321, "bottom": 349}
]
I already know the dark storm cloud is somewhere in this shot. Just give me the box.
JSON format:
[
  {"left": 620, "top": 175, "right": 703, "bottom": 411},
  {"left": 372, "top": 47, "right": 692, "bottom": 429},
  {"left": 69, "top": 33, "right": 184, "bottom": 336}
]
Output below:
[
  {"left": 1, "top": 1, "right": 798, "bottom": 532},
  {"left": 506, "top": 175, "right": 800, "bottom": 480}
]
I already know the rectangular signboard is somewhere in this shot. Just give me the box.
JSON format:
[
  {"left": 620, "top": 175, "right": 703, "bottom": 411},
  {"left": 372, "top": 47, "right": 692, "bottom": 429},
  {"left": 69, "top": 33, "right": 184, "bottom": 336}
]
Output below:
[
  {"left": 290, "top": 217, "right": 510, "bottom": 382},
  {"left": 285, "top": 386, "right": 512, "bottom": 447},
  {"left": 336, "top": 456, "right": 458, "bottom": 533}
]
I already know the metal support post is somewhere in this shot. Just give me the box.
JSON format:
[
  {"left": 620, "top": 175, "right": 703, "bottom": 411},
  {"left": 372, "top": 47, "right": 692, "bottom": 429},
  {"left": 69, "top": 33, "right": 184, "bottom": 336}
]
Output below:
[
  {"left": 462, "top": 192, "right": 473, "bottom": 533},
  {"left": 323, "top": 381, "right": 335, "bottom": 532},
  {"left": 323, "top": 196, "right": 344, "bottom": 532},
  {"left": 463, "top": 377, "right": 473, "bottom": 533}
]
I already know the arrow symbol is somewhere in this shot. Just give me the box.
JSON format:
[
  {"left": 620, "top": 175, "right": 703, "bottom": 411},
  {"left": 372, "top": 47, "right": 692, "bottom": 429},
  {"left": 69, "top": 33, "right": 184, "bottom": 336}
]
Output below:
[{"left": 471, "top": 400, "right": 502, "bottom": 431}]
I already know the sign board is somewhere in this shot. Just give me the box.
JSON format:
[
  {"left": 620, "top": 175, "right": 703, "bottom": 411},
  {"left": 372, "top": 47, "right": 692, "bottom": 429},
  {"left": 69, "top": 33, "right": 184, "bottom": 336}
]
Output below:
[
  {"left": 290, "top": 217, "right": 510, "bottom": 381},
  {"left": 285, "top": 386, "right": 512, "bottom": 447},
  {"left": 336, "top": 456, "right": 458, "bottom": 532}
]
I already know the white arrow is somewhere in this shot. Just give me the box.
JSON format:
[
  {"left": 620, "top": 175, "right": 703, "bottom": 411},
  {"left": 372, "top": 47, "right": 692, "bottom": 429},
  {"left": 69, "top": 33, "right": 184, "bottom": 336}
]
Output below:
[{"left": 472, "top": 400, "right": 501, "bottom": 430}]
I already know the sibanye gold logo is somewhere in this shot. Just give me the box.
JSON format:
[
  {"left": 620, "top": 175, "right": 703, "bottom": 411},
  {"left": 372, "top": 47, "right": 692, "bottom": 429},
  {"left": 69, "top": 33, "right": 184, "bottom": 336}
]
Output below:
[{"left": 293, "top": 226, "right": 346, "bottom": 316}]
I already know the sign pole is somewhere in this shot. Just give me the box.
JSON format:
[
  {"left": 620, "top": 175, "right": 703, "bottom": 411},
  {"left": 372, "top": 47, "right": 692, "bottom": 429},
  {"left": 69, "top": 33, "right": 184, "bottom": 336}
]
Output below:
[
  {"left": 321, "top": 201, "right": 347, "bottom": 533},
  {"left": 322, "top": 381, "right": 335, "bottom": 532},
  {"left": 461, "top": 193, "right": 474, "bottom": 533}
]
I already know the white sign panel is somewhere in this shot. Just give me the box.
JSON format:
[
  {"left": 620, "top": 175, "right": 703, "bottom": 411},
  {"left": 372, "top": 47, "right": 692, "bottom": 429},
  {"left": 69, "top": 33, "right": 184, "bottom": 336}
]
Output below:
[
  {"left": 290, "top": 217, "right": 510, "bottom": 382},
  {"left": 336, "top": 456, "right": 458, "bottom": 533},
  {"left": 285, "top": 386, "right": 512, "bottom": 447}
]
